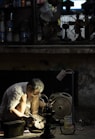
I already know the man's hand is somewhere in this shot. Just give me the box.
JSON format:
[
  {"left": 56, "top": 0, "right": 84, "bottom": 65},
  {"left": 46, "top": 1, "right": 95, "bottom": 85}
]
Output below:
[
  {"left": 23, "top": 114, "right": 30, "bottom": 118},
  {"left": 32, "top": 114, "right": 44, "bottom": 121},
  {"left": 32, "top": 114, "right": 46, "bottom": 129}
]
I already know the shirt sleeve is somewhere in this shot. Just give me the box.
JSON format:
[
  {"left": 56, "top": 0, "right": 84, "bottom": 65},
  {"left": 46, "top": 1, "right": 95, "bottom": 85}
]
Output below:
[{"left": 7, "top": 86, "right": 24, "bottom": 109}]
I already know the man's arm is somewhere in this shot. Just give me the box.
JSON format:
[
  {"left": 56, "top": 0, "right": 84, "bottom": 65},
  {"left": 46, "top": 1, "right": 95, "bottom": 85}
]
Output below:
[
  {"left": 31, "top": 95, "right": 40, "bottom": 115},
  {"left": 10, "top": 94, "right": 28, "bottom": 117}
]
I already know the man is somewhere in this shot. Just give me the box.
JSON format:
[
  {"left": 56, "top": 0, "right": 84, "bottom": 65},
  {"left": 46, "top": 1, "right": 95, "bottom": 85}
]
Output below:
[{"left": 0, "top": 78, "right": 46, "bottom": 129}]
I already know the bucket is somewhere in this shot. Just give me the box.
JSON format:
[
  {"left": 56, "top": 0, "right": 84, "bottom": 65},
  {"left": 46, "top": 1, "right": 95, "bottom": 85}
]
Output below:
[
  {"left": 60, "top": 115, "right": 75, "bottom": 135},
  {"left": 3, "top": 120, "right": 25, "bottom": 138},
  {"left": 64, "top": 115, "right": 72, "bottom": 128}
]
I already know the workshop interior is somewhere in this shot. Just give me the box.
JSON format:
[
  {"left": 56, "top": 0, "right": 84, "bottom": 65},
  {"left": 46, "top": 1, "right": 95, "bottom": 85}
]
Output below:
[{"left": 0, "top": 0, "right": 95, "bottom": 138}]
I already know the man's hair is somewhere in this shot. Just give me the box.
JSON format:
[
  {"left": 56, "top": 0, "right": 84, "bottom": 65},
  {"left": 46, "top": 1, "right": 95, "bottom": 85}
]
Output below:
[{"left": 27, "top": 78, "right": 44, "bottom": 93}]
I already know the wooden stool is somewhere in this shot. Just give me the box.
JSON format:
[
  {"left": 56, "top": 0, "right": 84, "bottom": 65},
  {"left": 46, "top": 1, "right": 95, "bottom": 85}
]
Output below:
[{"left": 3, "top": 120, "right": 25, "bottom": 138}]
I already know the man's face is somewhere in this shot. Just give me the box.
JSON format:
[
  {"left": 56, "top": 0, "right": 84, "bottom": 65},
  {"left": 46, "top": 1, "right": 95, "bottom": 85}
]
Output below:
[
  {"left": 27, "top": 89, "right": 40, "bottom": 100},
  {"left": 32, "top": 89, "right": 40, "bottom": 95}
]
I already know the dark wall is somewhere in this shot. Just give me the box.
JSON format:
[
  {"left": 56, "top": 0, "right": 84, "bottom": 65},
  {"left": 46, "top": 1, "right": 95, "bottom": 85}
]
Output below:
[{"left": 0, "top": 70, "right": 78, "bottom": 107}]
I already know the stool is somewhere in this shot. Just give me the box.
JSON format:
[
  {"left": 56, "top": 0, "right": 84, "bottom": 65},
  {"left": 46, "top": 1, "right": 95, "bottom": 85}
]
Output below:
[{"left": 3, "top": 120, "right": 25, "bottom": 138}]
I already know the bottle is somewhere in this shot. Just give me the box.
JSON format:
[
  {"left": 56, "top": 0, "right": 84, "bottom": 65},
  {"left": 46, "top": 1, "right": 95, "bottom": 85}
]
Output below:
[
  {"left": 6, "top": 12, "right": 13, "bottom": 42},
  {"left": 19, "top": 20, "right": 30, "bottom": 43},
  {"left": 21, "top": 0, "right": 26, "bottom": 7},
  {"left": 0, "top": 11, "right": 5, "bottom": 43},
  {"left": 13, "top": 0, "right": 21, "bottom": 7},
  {"left": 25, "top": 0, "right": 31, "bottom": 6}
]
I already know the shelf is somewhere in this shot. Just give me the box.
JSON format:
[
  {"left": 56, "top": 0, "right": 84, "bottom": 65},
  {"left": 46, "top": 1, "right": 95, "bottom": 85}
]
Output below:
[{"left": 0, "top": 44, "right": 95, "bottom": 54}]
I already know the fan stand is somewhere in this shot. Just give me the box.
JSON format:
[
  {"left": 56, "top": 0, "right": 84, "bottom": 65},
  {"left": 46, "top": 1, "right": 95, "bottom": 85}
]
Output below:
[
  {"left": 76, "top": 24, "right": 84, "bottom": 41},
  {"left": 40, "top": 107, "right": 55, "bottom": 138},
  {"left": 76, "top": 29, "right": 84, "bottom": 41},
  {"left": 75, "top": 14, "right": 85, "bottom": 41},
  {"left": 62, "top": 23, "right": 71, "bottom": 41}
]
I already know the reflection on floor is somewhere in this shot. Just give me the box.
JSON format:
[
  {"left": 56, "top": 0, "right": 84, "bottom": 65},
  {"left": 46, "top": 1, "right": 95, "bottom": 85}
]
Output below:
[{"left": 0, "top": 124, "right": 95, "bottom": 139}]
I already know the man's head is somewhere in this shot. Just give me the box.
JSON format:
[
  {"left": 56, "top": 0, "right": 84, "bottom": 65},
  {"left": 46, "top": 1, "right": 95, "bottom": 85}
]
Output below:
[{"left": 27, "top": 78, "right": 44, "bottom": 95}]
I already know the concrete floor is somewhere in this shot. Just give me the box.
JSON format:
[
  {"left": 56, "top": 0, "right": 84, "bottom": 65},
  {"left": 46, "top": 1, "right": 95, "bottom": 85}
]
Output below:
[{"left": 0, "top": 124, "right": 95, "bottom": 139}]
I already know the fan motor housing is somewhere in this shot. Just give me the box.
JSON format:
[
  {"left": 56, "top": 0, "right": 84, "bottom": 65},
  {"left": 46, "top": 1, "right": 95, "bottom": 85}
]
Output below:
[{"left": 49, "top": 92, "right": 72, "bottom": 121}]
